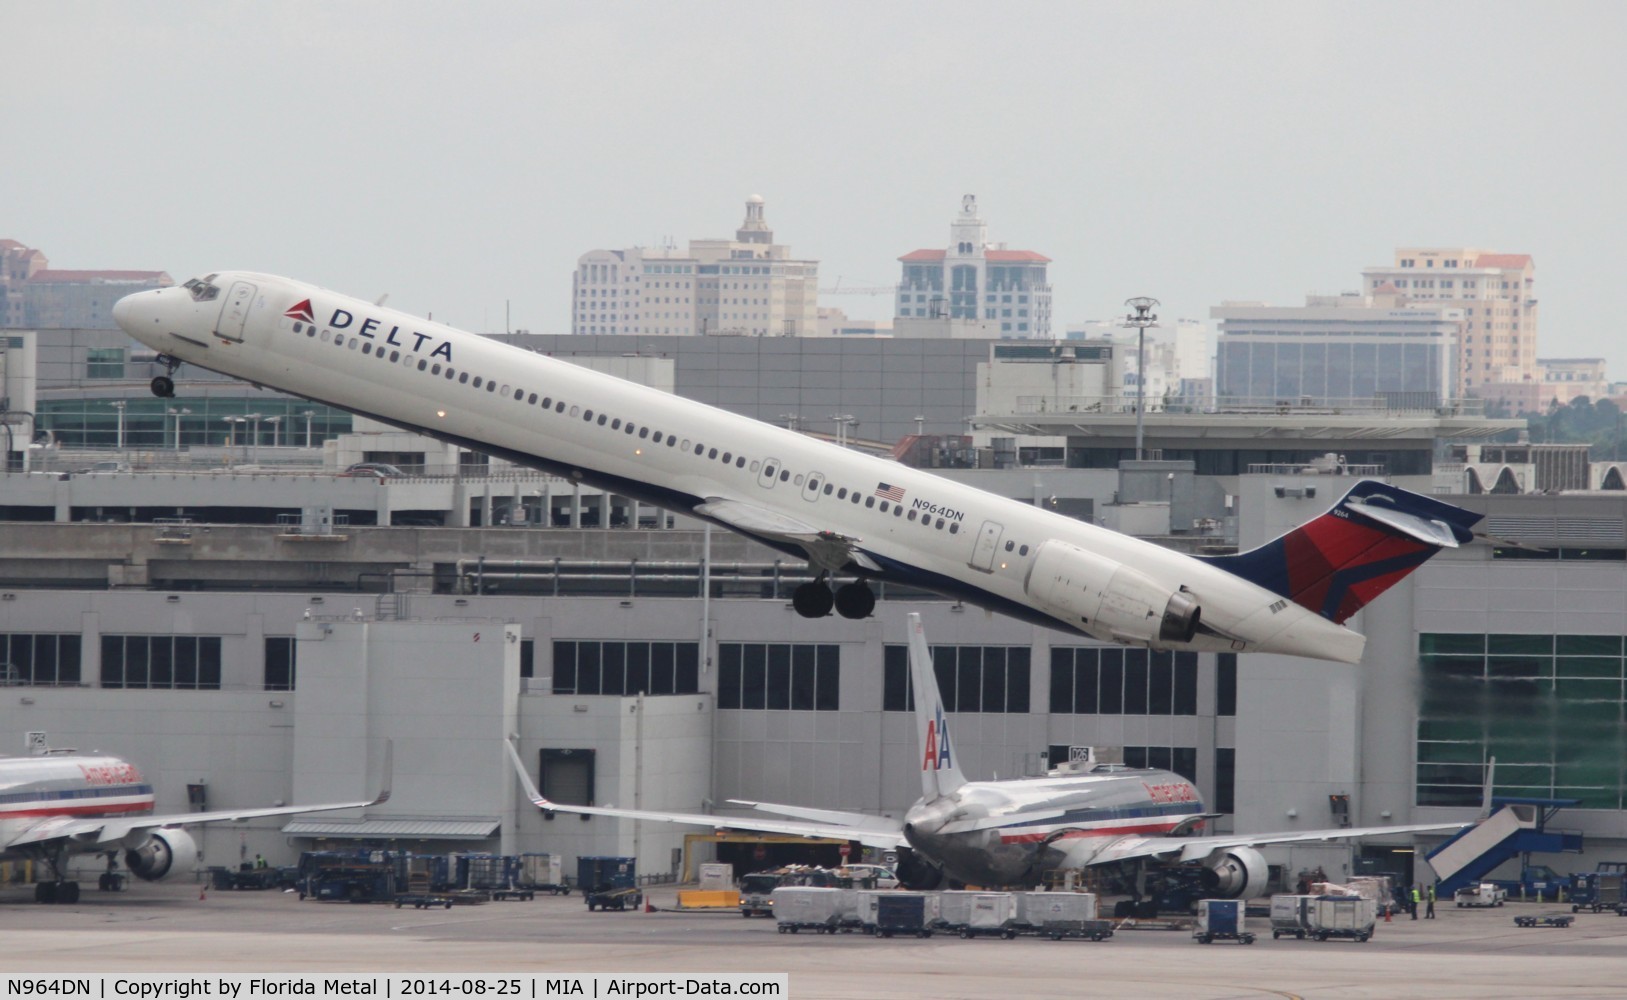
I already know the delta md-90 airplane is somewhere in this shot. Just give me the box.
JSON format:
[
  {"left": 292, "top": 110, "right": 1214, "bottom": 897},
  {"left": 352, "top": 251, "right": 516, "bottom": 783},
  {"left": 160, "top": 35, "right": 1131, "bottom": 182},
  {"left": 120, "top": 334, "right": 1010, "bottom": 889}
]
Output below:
[
  {"left": 113, "top": 271, "right": 1483, "bottom": 666},
  {"left": 509, "top": 614, "right": 1477, "bottom": 893}
]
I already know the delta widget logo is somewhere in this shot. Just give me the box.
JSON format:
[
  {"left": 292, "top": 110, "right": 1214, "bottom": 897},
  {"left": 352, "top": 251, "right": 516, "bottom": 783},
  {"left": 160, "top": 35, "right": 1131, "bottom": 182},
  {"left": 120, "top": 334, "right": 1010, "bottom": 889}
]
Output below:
[{"left": 284, "top": 299, "right": 315, "bottom": 323}]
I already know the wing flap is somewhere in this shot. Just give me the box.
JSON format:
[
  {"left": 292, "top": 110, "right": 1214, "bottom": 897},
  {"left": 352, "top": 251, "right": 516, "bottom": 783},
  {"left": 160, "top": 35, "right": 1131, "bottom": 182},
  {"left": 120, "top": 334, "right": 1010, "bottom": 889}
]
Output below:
[
  {"left": 694, "top": 497, "right": 880, "bottom": 572},
  {"left": 1089, "top": 819, "right": 1474, "bottom": 866}
]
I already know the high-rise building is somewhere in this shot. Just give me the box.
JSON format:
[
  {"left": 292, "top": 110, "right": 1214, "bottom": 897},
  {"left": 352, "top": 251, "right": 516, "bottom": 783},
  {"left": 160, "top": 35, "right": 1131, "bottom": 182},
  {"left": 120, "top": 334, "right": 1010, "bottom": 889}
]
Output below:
[
  {"left": 1, "top": 239, "right": 171, "bottom": 330},
  {"left": 895, "top": 196, "right": 1052, "bottom": 339},
  {"left": 1361, "top": 248, "right": 1536, "bottom": 399},
  {"left": 571, "top": 196, "right": 819, "bottom": 337}
]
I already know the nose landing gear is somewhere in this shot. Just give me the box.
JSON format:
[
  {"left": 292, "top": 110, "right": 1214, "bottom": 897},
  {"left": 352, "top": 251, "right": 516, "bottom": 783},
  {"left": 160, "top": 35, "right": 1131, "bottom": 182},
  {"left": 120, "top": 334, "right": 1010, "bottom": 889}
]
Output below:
[{"left": 150, "top": 355, "right": 181, "bottom": 398}]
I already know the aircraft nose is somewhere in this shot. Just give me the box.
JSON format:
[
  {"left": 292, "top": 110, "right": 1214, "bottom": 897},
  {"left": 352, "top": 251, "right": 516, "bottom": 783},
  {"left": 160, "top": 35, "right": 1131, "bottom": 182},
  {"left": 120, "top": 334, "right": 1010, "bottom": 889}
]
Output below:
[{"left": 113, "top": 289, "right": 163, "bottom": 339}]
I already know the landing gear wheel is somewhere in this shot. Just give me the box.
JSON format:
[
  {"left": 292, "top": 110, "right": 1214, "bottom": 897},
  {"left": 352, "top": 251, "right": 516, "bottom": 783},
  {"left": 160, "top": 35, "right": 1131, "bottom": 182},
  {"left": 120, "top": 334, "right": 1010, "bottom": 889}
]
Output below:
[
  {"left": 151, "top": 375, "right": 175, "bottom": 398},
  {"left": 833, "top": 581, "right": 875, "bottom": 620},
  {"left": 791, "top": 581, "right": 833, "bottom": 618},
  {"left": 35, "top": 881, "right": 56, "bottom": 904}
]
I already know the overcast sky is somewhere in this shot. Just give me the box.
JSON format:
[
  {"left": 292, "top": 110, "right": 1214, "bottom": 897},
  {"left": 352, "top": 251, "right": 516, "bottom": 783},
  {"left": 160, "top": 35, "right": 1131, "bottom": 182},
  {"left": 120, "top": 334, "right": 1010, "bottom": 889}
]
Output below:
[{"left": 7, "top": 1, "right": 1625, "bottom": 374}]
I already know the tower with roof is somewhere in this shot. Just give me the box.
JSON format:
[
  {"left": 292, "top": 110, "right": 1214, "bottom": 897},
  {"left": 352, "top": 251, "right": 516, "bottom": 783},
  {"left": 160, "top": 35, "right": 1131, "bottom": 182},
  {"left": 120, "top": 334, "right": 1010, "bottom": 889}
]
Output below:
[{"left": 895, "top": 196, "right": 1052, "bottom": 338}]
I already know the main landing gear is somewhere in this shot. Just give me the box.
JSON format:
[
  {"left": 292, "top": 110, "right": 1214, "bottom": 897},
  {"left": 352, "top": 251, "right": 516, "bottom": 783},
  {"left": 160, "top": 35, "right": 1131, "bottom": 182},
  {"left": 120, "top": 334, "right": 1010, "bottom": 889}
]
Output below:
[
  {"left": 791, "top": 576, "right": 876, "bottom": 620},
  {"left": 29, "top": 847, "right": 82, "bottom": 904},
  {"left": 150, "top": 354, "right": 181, "bottom": 398}
]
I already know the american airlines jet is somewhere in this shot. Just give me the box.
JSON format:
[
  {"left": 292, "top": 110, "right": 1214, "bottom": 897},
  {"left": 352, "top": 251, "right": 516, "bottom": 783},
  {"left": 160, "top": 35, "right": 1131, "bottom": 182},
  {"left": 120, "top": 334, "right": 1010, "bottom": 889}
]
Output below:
[
  {"left": 113, "top": 272, "right": 1481, "bottom": 664},
  {"left": 508, "top": 613, "right": 1472, "bottom": 893},
  {"left": 0, "top": 742, "right": 389, "bottom": 903}
]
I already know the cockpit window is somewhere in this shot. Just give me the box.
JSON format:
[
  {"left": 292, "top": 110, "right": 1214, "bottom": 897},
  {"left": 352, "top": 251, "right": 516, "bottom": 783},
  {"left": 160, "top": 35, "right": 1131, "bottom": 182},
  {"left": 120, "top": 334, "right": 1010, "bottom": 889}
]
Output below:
[{"left": 182, "top": 275, "right": 221, "bottom": 302}]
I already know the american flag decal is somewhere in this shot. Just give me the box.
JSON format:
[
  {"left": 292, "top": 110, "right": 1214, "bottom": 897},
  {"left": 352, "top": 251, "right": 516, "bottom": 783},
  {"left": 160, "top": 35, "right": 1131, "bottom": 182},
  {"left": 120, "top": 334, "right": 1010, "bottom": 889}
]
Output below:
[{"left": 874, "top": 482, "right": 905, "bottom": 503}]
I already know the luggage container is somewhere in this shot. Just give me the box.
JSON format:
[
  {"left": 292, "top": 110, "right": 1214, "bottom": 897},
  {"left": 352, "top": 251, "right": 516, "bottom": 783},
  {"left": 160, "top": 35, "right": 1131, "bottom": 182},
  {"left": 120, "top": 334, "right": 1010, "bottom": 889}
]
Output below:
[
  {"left": 867, "top": 891, "right": 938, "bottom": 938},
  {"left": 1570, "top": 873, "right": 1624, "bottom": 913},
  {"left": 1309, "top": 896, "right": 1375, "bottom": 942},
  {"left": 577, "top": 856, "right": 641, "bottom": 912},
  {"left": 937, "top": 891, "right": 1018, "bottom": 939},
  {"left": 1270, "top": 894, "right": 1316, "bottom": 940},
  {"left": 771, "top": 886, "right": 858, "bottom": 934},
  {"left": 518, "top": 853, "right": 570, "bottom": 895},
  {"left": 1022, "top": 891, "right": 1111, "bottom": 941},
  {"left": 1194, "top": 899, "right": 1255, "bottom": 944}
]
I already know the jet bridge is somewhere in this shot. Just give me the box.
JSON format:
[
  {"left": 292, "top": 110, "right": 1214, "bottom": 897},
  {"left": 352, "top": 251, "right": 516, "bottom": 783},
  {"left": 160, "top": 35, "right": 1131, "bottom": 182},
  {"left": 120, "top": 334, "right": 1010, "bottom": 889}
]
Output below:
[{"left": 1426, "top": 798, "right": 1583, "bottom": 896}]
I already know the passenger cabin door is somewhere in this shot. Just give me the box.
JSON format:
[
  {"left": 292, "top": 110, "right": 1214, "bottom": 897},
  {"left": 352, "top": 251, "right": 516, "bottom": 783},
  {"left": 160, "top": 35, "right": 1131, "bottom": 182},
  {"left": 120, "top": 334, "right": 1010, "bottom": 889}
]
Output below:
[
  {"left": 969, "top": 519, "right": 1004, "bottom": 573},
  {"left": 757, "top": 458, "right": 781, "bottom": 490},
  {"left": 215, "top": 280, "right": 257, "bottom": 341}
]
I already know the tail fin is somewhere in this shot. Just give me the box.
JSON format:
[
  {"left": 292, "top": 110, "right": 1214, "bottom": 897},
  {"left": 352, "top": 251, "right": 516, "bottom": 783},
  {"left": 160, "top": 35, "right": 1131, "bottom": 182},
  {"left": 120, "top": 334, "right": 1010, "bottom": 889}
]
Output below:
[
  {"left": 1200, "top": 480, "right": 1482, "bottom": 624},
  {"left": 907, "top": 612, "right": 966, "bottom": 802}
]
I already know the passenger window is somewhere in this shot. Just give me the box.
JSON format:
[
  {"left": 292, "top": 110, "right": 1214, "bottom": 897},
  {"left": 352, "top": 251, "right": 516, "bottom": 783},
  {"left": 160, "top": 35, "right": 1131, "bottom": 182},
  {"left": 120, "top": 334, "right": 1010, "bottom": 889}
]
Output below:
[
  {"left": 823, "top": 483, "right": 834, "bottom": 496},
  {"left": 736, "top": 457, "right": 746, "bottom": 469},
  {"left": 501, "top": 384, "right": 511, "bottom": 395},
  {"left": 894, "top": 506, "right": 903, "bottom": 517},
  {"left": 473, "top": 376, "right": 483, "bottom": 388},
  {"left": 750, "top": 461, "right": 761, "bottom": 472},
  {"left": 570, "top": 405, "right": 580, "bottom": 417},
  {"left": 907, "top": 510, "right": 917, "bottom": 521},
  {"left": 639, "top": 428, "right": 649, "bottom": 439},
  {"left": 320, "top": 330, "right": 330, "bottom": 342},
  {"left": 779, "top": 470, "right": 790, "bottom": 482},
  {"left": 652, "top": 432, "right": 663, "bottom": 444},
  {"left": 837, "top": 487, "right": 847, "bottom": 499},
  {"left": 695, "top": 444, "right": 705, "bottom": 456},
  {"left": 721, "top": 452, "right": 732, "bottom": 463},
  {"left": 597, "top": 414, "right": 608, "bottom": 426},
  {"left": 516, "top": 389, "right": 526, "bottom": 401},
  {"left": 1019, "top": 545, "right": 1029, "bottom": 556},
  {"left": 391, "top": 351, "right": 401, "bottom": 362},
  {"left": 666, "top": 436, "right": 677, "bottom": 447},
  {"left": 418, "top": 360, "right": 428, "bottom": 371},
  {"left": 486, "top": 381, "right": 497, "bottom": 392},
  {"left": 865, "top": 497, "right": 875, "bottom": 508},
  {"left": 348, "top": 339, "right": 358, "bottom": 349},
  {"left": 879, "top": 501, "right": 889, "bottom": 513},
  {"left": 556, "top": 402, "right": 566, "bottom": 413},
  {"left": 528, "top": 393, "right": 538, "bottom": 404},
  {"left": 612, "top": 418, "right": 621, "bottom": 429},
  {"left": 1005, "top": 541, "right": 1014, "bottom": 552},
  {"left": 583, "top": 409, "right": 594, "bottom": 421},
  {"left": 949, "top": 523, "right": 959, "bottom": 534}
]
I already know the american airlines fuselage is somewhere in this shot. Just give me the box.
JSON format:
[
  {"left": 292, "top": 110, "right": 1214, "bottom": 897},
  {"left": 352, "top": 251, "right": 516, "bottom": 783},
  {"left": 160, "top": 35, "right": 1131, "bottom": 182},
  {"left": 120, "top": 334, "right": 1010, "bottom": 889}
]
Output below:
[
  {"left": 113, "top": 272, "right": 1366, "bottom": 661},
  {"left": 0, "top": 755, "right": 155, "bottom": 854}
]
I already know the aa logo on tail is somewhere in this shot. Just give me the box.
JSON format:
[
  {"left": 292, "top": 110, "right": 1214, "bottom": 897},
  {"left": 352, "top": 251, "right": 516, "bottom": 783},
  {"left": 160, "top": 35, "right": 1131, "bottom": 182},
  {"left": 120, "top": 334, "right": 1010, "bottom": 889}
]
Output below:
[{"left": 922, "top": 708, "right": 953, "bottom": 771}]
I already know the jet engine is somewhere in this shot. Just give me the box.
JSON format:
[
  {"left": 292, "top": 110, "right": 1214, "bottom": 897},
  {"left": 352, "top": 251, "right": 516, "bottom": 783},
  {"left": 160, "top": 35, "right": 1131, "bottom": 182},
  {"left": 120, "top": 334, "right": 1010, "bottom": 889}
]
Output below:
[
  {"left": 893, "top": 846, "right": 945, "bottom": 891},
  {"left": 1197, "top": 847, "right": 1268, "bottom": 899},
  {"left": 1025, "top": 540, "right": 1201, "bottom": 644},
  {"left": 124, "top": 828, "right": 199, "bottom": 882}
]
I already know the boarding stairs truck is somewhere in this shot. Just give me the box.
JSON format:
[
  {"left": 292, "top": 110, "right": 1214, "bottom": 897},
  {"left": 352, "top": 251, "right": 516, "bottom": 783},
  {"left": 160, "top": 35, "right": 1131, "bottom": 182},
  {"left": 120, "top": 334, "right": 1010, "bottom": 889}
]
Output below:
[{"left": 1427, "top": 798, "right": 1583, "bottom": 899}]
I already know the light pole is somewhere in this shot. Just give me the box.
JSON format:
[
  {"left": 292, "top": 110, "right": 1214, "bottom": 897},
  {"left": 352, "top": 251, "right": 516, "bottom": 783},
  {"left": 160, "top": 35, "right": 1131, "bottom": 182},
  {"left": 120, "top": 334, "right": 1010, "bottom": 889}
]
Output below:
[
  {"left": 302, "top": 410, "right": 316, "bottom": 449},
  {"left": 222, "top": 416, "right": 241, "bottom": 454},
  {"left": 1123, "top": 297, "right": 1160, "bottom": 462},
  {"left": 831, "top": 413, "right": 855, "bottom": 448},
  {"left": 110, "top": 400, "right": 127, "bottom": 451},
  {"left": 244, "top": 413, "right": 262, "bottom": 463},
  {"left": 265, "top": 415, "right": 282, "bottom": 449},
  {"left": 166, "top": 406, "right": 191, "bottom": 450},
  {"left": 779, "top": 413, "right": 801, "bottom": 433}
]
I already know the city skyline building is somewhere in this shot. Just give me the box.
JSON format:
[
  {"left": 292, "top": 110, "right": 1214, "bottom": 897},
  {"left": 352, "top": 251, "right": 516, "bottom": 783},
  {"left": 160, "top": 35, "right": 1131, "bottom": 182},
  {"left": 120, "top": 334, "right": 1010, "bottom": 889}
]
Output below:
[
  {"left": 570, "top": 196, "right": 819, "bottom": 337},
  {"left": 1, "top": 238, "right": 171, "bottom": 330},
  {"left": 895, "top": 196, "right": 1052, "bottom": 339},
  {"left": 1361, "top": 247, "right": 1537, "bottom": 402}
]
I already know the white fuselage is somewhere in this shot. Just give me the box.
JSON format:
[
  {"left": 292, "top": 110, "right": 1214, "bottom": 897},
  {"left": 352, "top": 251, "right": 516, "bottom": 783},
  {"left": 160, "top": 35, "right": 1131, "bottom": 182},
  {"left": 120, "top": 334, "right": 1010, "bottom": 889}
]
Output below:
[
  {"left": 113, "top": 272, "right": 1362, "bottom": 659},
  {"left": 0, "top": 755, "right": 155, "bottom": 861}
]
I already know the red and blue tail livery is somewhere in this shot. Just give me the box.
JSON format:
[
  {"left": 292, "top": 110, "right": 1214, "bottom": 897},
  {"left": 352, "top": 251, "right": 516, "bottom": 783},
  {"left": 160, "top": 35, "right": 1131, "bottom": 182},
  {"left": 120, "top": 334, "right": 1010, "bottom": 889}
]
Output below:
[{"left": 1199, "top": 480, "right": 1481, "bottom": 625}]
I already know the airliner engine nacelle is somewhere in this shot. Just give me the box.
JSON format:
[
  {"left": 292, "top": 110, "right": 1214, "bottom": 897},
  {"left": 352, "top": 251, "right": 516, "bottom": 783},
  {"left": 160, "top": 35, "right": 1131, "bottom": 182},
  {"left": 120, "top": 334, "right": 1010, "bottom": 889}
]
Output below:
[
  {"left": 1198, "top": 847, "right": 1268, "bottom": 899},
  {"left": 124, "top": 829, "right": 199, "bottom": 882},
  {"left": 1025, "top": 540, "right": 1201, "bottom": 644}
]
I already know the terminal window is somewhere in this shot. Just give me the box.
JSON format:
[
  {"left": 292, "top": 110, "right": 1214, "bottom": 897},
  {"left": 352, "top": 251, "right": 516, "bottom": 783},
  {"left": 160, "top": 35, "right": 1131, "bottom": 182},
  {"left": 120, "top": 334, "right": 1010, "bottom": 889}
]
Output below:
[
  {"left": 100, "top": 635, "right": 222, "bottom": 689},
  {"left": 551, "top": 640, "right": 700, "bottom": 696},
  {"left": 881, "top": 644, "right": 1031, "bottom": 714},
  {"left": 1416, "top": 632, "right": 1627, "bottom": 809},
  {"left": 264, "top": 636, "right": 295, "bottom": 691},
  {"left": 0, "top": 633, "right": 81, "bottom": 686},
  {"left": 1049, "top": 647, "right": 1198, "bottom": 716},
  {"left": 717, "top": 643, "right": 839, "bottom": 711}
]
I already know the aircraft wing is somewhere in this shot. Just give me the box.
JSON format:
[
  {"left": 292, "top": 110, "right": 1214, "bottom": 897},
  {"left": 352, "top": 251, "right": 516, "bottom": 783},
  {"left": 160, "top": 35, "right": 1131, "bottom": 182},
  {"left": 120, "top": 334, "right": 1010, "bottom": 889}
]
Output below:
[
  {"left": 507, "top": 741, "right": 904, "bottom": 849},
  {"left": 1083, "top": 819, "right": 1473, "bottom": 867},
  {"left": 725, "top": 799, "right": 904, "bottom": 836},
  {"left": 693, "top": 497, "right": 881, "bottom": 573},
  {"left": 5, "top": 743, "right": 392, "bottom": 851}
]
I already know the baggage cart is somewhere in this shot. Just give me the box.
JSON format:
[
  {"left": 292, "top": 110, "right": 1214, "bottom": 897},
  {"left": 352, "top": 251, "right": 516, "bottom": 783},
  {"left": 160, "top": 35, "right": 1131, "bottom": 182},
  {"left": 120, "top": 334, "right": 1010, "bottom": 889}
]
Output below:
[
  {"left": 937, "top": 891, "right": 1018, "bottom": 939},
  {"left": 1270, "top": 894, "right": 1316, "bottom": 940},
  {"left": 1514, "top": 914, "right": 1575, "bottom": 928},
  {"left": 771, "top": 886, "right": 858, "bottom": 934},
  {"left": 869, "top": 891, "right": 938, "bottom": 938},
  {"left": 1570, "top": 873, "right": 1624, "bottom": 913},
  {"left": 466, "top": 856, "right": 534, "bottom": 901},
  {"left": 1193, "top": 899, "right": 1255, "bottom": 944},
  {"left": 577, "top": 856, "right": 641, "bottom": 912},
  {"left": 1021, "top": 891, "right": 1111, "bottom": 941},
  {"left": 1309, "top": 896, "right": 1375, "bottom": 942}
]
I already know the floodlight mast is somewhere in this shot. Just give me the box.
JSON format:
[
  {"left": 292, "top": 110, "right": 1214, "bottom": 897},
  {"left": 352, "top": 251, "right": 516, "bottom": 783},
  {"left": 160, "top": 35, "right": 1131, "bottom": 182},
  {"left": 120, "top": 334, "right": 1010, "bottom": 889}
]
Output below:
[{"left": 1123, "top": 297, "right": 1160, "bottom": 461}]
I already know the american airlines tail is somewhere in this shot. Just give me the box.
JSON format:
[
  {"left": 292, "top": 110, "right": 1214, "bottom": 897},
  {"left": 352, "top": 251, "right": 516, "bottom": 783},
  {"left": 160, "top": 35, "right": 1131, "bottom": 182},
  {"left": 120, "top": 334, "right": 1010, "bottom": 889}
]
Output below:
[
  {"left": 907, "top": 612, "right": 965, "bottom": 803},
  {"left": 1200, "top": 480, "right": 1480, "bottom": 625}
]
